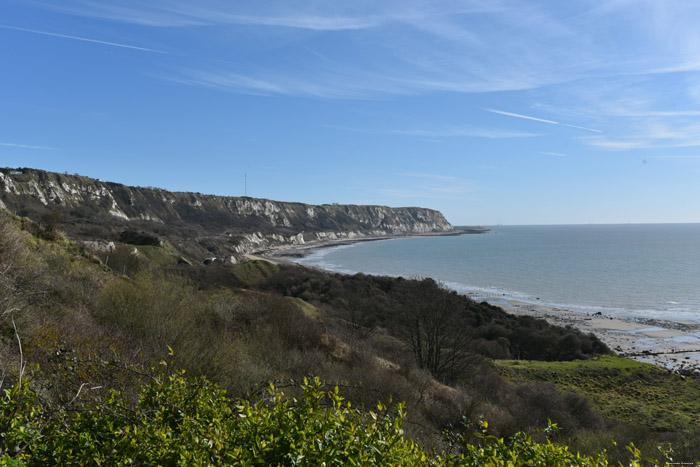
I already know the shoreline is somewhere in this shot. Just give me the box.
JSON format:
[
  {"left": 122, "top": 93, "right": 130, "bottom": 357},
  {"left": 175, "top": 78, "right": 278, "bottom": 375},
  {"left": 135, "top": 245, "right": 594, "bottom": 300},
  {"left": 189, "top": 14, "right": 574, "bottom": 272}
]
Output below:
[
  {"left": 483, "top": 297, "right": 700, "bottom": 374},
  {"left": 251, "top": 226, "right": 488, "bottom": 264},
  {"left": 248, "top": 228, "right": 700, "bottom": 374}
]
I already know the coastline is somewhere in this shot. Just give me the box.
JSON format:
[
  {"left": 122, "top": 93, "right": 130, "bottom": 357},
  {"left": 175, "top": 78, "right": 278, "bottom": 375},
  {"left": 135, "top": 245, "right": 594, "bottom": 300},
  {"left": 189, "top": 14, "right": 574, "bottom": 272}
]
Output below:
[
  {"left": 248, "top": 228, "right": 700, "bottom": 375},
  {"left": 484, "top": 297, "right": 700, "bottom": 374},
  {"left": 250, "top": 226, "right": 488, "bottom": 264}
]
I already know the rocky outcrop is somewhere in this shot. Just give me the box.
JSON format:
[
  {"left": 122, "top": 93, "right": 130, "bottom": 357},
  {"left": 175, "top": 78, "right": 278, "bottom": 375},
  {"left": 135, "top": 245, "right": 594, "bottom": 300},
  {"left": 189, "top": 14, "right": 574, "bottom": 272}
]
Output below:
[{"left": 0, "top": 168, "right": 454, "bottom": 262}]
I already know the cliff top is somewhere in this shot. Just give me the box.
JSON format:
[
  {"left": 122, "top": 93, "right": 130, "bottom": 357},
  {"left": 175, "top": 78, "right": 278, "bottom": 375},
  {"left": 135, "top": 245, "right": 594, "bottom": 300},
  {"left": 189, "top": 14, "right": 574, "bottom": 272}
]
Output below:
[{"left": 0, "top": 167, "right": 454, "bottom": 264}]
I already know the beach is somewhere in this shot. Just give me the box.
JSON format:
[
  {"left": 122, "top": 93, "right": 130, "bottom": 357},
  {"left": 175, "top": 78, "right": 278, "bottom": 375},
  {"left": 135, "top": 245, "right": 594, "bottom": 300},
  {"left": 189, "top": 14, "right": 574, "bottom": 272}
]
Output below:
[
  {"left": 256, "top": 229, "right": 700, "bottom": 375},
  {"left": 256, "top": 226, "right": 485, "bottom": 264},
  {"left": 483, "top": 297, "right": 700, "bottom": 373}
]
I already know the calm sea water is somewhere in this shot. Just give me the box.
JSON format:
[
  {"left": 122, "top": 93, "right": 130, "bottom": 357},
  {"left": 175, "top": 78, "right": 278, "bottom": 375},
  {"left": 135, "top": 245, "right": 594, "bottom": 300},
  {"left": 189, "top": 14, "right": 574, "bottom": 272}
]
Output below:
[{"left": 294, "top": 224, "right": 700, "bottom": 323}]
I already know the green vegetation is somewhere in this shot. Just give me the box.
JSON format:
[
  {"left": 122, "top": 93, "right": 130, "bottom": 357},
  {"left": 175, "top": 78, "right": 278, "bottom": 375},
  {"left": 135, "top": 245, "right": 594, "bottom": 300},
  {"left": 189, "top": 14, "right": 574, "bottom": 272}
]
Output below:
[
  {"left": 232, "top": 259, "right": 280, "bottom": 286},
  {"left": 259, "top": 267, "right": 611, "bottom": 369},
  {"left": 118, "top": 229, "right": 161, "bottom": 246},
  {"left": 0, "top": 167, "right": 454, "bottom": 265},
  {"left": 498, "top": 357, "right": 700, "bottom": 431},
  {"left": 0, "top": 373, "right": 664, "bottom": 466},
  {"left": 287, "top": 296, "right": 320, "bottom": 319},
  {"left": 0, "top": 209, "right": 699, "bottom": 464}
]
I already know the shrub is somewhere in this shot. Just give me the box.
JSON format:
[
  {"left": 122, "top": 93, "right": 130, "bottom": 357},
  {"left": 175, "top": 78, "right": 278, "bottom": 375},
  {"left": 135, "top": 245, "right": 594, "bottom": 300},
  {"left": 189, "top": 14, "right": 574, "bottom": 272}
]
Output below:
[
  {"left": 0, "top": 373, "right": 670, "bottom": 466},
  {"left": 118, "top": 230, "right": 160, "bottom": 246}
]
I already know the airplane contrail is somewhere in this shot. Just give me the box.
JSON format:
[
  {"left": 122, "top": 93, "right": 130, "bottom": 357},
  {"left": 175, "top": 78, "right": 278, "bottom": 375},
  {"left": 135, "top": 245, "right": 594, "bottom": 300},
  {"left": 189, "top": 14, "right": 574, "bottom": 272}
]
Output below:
[
  {"left": 486, "top": 108, "right": 602, "bottom": 133},
  {"left": 0, "top": 25, "right": 168, "bottom": 54}
]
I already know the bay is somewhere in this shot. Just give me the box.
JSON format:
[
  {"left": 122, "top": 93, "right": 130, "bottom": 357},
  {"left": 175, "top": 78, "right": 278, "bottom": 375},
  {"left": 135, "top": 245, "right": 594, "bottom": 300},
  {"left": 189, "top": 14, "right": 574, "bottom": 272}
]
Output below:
[{"left": 293, "top": 224, "right": 700, "bottom": 323}]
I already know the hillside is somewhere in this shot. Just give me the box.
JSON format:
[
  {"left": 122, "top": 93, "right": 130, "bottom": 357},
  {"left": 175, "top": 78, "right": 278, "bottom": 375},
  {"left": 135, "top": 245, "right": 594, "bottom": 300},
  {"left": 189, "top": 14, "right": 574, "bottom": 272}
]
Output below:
[
  {"left": 0, "top": 167, "right": 455, "bottom": 263},
  {"left": 2, "top": 209, "right": 700, "bottom": 463}
]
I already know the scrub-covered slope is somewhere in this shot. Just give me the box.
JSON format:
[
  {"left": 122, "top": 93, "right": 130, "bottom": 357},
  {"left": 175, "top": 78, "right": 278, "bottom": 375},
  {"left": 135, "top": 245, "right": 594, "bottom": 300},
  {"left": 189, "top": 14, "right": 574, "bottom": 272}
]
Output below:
[{"left": 0, "top": 167, "right": 453, "bottom": 262}]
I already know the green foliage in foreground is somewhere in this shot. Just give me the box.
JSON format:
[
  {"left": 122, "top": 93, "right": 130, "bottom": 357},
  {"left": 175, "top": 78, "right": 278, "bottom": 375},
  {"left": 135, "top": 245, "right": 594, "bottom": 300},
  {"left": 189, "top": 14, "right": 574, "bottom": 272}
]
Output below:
[
  {"left": 497, "top": 356, "right": 700, "bottom": 431},
  {"left": 0, "top": 373, "right": 675, "bottom": 466}
]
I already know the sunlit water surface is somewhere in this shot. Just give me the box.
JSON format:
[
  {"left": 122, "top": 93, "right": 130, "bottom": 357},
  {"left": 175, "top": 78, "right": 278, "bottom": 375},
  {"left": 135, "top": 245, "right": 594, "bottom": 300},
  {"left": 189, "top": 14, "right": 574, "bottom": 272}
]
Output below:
[{"left": 294, "top": 224, "right": 700, "bottom": 323}]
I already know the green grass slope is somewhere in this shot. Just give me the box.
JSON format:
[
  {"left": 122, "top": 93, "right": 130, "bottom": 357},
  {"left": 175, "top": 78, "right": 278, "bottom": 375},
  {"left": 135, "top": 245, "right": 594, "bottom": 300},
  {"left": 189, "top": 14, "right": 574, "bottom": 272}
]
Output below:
[{"left": 497, "top": 357, "right": 700, "bottom": 431}]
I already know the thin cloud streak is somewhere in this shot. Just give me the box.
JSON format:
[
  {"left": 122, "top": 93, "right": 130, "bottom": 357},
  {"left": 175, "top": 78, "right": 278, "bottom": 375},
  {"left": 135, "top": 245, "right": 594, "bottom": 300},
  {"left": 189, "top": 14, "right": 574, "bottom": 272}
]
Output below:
[
  {"left": 35, "top": 1, "right": 385, "bottom": 30},
  {"left": 32, "top": 1, "right": 700, "bottom": 100},
  {"left": 486, "top": 108, "right": 602, "bottom": 133},
  {"left": 325, "top": 124, "right": 539, "bottom": 139},
  {"left": 588, "top": 140, "right": 700, "bottom": 150},
  {"left": 648, "top": 155, "right": 700, "bottom": 159},
  {"left": 0, "top": 142, "right": 57, "bottom": 150},
  {"left": 194, "top": 12, "right": 382, "bottom": 31},
  {"left": 540, "top": 152, "right": 566, "bottom": 157},
  {"left": 392, "top": 127, "right": 540, "bottom": 139},
  {"left": 0, "top": 25, "right": 167, "bottom": 53},
  {"left": 44, "top": 1, "right": 604, "bottom": 97},
  {"left": 608, "top": 109, "right": 700, "bottom": 117},
  {"left": 486, "top": 108, "right": 559, "bottom": 125},
  {"left": 561, "top": 123, "right": 603, "bottom": 133},
  {"left": 174, "top": 68, "right": 547, "bottom": 98},
  {"left": 586, "top": 121, "right": 700, "bottom": 150},
  {"left": 380, "top": 171, "right": 477, "bottom": 200},
  {"left": 379, "top": 185, "right": 474, "bottom": 200},
  {"left": 169, "top": 68, "right": 421, "bottom": 99}
]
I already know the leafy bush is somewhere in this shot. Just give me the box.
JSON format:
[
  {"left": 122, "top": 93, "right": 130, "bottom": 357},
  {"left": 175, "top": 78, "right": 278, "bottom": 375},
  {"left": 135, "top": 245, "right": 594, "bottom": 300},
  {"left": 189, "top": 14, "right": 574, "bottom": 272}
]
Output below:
[
  {"left": 0, "top": 374, "right": 425, "bottom": 465},
  {"left": 259, "top": 266, "right": 611, "bottom": 378},
  {"left": 0, "top": 373, "right": 670, "bottom": 466},
  {"left": 118, "top": 230, "right": 160, "bottom": 246}
]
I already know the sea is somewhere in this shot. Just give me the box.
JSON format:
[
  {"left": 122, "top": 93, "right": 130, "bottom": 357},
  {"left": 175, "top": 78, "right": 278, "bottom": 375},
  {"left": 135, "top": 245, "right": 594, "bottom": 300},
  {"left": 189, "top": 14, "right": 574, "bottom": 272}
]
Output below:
[{"left": 293, "top": 224, "right": 700, "bottom": 324}]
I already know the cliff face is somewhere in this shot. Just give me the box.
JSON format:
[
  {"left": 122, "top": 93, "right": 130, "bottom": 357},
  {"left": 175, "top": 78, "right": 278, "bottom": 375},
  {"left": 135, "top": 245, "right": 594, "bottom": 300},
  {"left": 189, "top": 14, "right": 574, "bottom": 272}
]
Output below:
[{"left": 0, "top": 168, "right": 453, "bottom": 262}]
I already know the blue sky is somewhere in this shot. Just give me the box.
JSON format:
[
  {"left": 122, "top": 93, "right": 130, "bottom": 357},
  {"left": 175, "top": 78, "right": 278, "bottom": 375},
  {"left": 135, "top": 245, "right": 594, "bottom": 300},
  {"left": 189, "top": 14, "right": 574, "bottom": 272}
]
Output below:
[{"left": 3, "top": 0, "right": 700, "bottom": 225}]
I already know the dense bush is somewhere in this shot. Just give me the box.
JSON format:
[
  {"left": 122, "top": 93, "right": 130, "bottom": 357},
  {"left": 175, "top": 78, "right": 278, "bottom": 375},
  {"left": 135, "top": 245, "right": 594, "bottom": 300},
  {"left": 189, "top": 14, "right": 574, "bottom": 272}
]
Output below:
[
  {"left": 0, "top": 374, "right": 664, "bottom": 466},
  {"left": 259, "top": 266, "right": 611, "bottom": 378},
  {"left": 118, "top": 230, "right": 160, "bottom": 246}
]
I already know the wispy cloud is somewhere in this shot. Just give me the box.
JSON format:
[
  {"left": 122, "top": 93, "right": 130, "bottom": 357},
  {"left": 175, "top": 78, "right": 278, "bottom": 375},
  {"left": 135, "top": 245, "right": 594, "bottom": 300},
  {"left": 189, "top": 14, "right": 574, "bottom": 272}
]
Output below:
[
  {"left": 379, "top": 185, "right": 473, "bottom": 200},
  {"left": 194, "top": 12, "right": 383, "bottom": 31},
  {"left": 486, "top": 108, "right": 602, "bottom": 133},
  {"left": 585, "top": 140, "right": 647, "bottom": 150},
  {"left": 394, "top": 127, "right": 540, "bottom": 139},
  {"left": 379, "top": 171, "right": 476, "bottom": 200},
  {"left": 648, "top": 155, "right": 700, "bottom": 159},
  {"left": 33, "top": 1, "right": 387, "bottom": 30},
  {"left": 25, "top": 1, "right": 601, "bottom": 97},
  {"left": 326, "top": 124, "right": 540, "bottom": 139},
  {"left": 561, "top": 123, "right": 603, "bottom": 133},
  {"left": 540, "top": 152, "right": 566, "bottom": 157},
  {"left": 172, "top": 67, "right": 548, "bottom": 98},
  {"left": 163, "top": 69, "right": 394, "bottom": 99},
  {"left": 0, "top": 142, "right": 57, "bottom": 150},
  {"left": 0, "top": 25, "right": 167, "bottom": 53},
  {"left": 486, "top": 109, "right": 559, "bottom": 125},
  {"left": 28, "top": 0, "right": 700, "bottom": 101},
  {"left": 607, "top": 109, "right": 700, "bottom": 118},
  {"left": 585, "top": 121, "right": 700, "bottom": 150}
]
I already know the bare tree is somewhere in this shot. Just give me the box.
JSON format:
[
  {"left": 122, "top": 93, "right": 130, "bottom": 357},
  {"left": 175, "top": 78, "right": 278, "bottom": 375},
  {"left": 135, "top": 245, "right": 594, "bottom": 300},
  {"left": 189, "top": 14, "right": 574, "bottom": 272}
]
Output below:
[
  {"left": 395, "top": 278, "right": 474, "bottom": 383},
  {"left": 0, "top": 213, "right": 47, "bottom": 388}
]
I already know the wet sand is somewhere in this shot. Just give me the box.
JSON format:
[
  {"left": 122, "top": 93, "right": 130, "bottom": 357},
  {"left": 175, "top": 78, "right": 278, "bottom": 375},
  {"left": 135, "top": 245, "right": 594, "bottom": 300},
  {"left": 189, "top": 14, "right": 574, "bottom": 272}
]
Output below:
[
  {"left": 485, "top": 297, "right": 700, "bottom": 373},
  {"left": 260, "top": 227, "right": 486, "bottom": 262}
]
